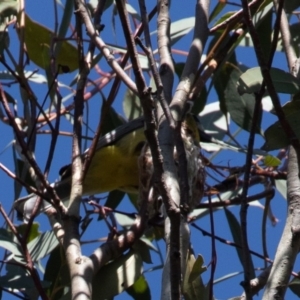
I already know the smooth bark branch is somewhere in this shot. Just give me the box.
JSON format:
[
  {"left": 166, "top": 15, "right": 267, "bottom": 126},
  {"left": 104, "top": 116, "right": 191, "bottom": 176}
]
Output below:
[
  {"left": 157, "top": 0, "right": 174, "bottom": 103},
  {"left": 156, "top": 0, "right": 181, "bottom": 298},
  {"left": 263, "top": 146, "right": 300, "bottom": 300},
  {"left": 158, "top": 1, "right": 210, "bottom": 299},
  {"left": 74, "top": 1, "right": 138, "bottom": 95},
  {"left": 262, "top": 3, "right": 300, "bottom": 298},
  {"left": 61, "top": 2, "right": 91, "bottom": 299}
]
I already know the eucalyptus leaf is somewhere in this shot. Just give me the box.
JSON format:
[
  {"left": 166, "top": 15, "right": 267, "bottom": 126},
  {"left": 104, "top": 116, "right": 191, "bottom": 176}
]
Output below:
[
  {"left": 224, "top": 67, "right": 262, "bottom": 133},
  {"left": 224, "top": 208, "right": 255, "bottom": 280},
  {"left": 24, "top": 14, "right": 78, "bottom": 72},
  {"left": 237, "top": 67, "right": 300, "bottom": 95},
  {"left": 183, "top": 251, "right": 206, "bottom": 300},
  {"left": 151, "top": 17, "right": 195, "bottom": 46},
  {"left": 262, "top": 111, "right": 300, "bottom": 151},
  {"left": 92, "top": 250, "right": 143, "bottom": 299},
  {"left": 289, "top": 277, "right": 300, "bottom": 297},
  {"left": 126, "top": 275, "right": 151, "bottom": 300},
  {"left": 123, "top": 89, "right": 142, "bottom": 120},
  {"left": 0, "top": 228, "right": 22, "bottom": 257}
]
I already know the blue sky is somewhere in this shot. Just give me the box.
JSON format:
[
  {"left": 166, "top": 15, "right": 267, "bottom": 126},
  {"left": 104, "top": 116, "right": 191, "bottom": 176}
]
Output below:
[{"left": 0, "top": 1, "right": 298, "bottom": 299}]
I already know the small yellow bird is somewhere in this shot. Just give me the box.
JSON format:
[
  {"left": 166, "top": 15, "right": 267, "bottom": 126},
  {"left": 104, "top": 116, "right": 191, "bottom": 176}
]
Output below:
[{"left": 14, "top": 115, "right": 207, "bottom": 220}]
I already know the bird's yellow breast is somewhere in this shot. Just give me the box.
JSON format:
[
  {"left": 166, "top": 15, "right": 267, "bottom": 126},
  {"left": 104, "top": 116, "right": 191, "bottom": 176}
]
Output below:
[{"left": 82, "top": 128, "right": 145, "bottom": 195}]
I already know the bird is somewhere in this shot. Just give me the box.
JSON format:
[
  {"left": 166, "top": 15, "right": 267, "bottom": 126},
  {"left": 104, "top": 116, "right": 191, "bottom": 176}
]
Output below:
[{"left": 14, "top": 115, "right": 208, "bottom": 221}]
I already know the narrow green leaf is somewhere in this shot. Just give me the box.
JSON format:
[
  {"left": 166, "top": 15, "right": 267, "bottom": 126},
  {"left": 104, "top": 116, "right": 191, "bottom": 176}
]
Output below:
[
  {"left": 255, "top": 5, "right": 272, "bottom": 61},
  {"left": 275, "top": 179, "right": 287, "bottom": 200},
  {"left": 188, "top": 255, "right": 207, "bottom": 283},
  {"left": 0, "top": 228, "right": 22, "bottom": 257},
  {"left": 14, "top": 231, "right": 58, "bottom": 263},
  {"left": 224, "top": 208, "right": 255, "bottom": 279},
  {"left": 126, "top": 3, "right": 141, "bottom": 21},
  {"left": 151, "top": 17, "right": 195, "bottom": 46},
  {"left": 44, "top": 245, "right": 67, "bottom": 300},
  {"left": 199, "top": 101, "right": 227, "bottom": 141},
  {"left": 123, "top": 89, "right": 142, "bottom": 120},
  {"left": 183, "top": 251, "right": 206, "bottom": 300},
  {"left": 209, "top": 2, "right": 226, "bottom": 23},
  {"left": 132, "top": 240, "right": 152, "bottom": 264},
  {"left": 289, "top": 276, "right": 300, "bottom": 297},
  {"left": 237, "top": 67, "right": 300, "bottom": 95},
  {"left": 92, "top": 250, "right": 143, "bottom": 299},
  {"left": 104, "top": 190, "right": 125, "bottom": 211}
]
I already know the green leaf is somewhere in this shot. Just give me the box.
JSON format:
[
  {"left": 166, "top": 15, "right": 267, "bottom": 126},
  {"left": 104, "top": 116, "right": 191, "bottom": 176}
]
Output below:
[
  {"left": 14, "top": 230, "right": 58, "bottom": 263},
  {"left": 44, "top": 246, "right": 68, "bottom": 300},
  {"left": 262, "top": 111, "right": 300, "bottom": 151},
  {"left": 192, "top": 86, "right": 207, "bottom": 115},
  {"left": 199, "top": 101, "right": 227, "bottom": 141},
  {"left": 92, "top": 250, "right": 143, "bottom": 299},
  {"left": 16, "top": 222, "right": 40, "bottom": 243},
  {"left": 126, "top": 3, "right": 141, "bottom": 21},
  {"left": 237, "top": 67, "right": 300, "bottom": 95},
  {"left": 188, "top": 255, "right": 207, "bottom": 283},
  {"left": 183, "top": 251, "right": 206, "bottom": 300},
  {"left": 104, "top": 190, "right": 125, "bottom": 210},
  {"left": 209, "top": 1, "right": 226, "bottom": 23},
  {"left": 263, "top": 155, "right": 281, "bottom": 167},
  {"left": 115, "top": 212, "right": 136, "bottom": 227},
  {"left": 224, "top": 208, "right": 255, "bottom": 279},
  {"left": 255, "top": 5, "right": 272, "bottom": 61},
  {"left": 170, "top": 17, "right": 195, "bottom": 45},
  {"left": 123, "top": 89, "right": 142, "bottom": 120},
  {"left": 126, "top": 276, "right": 151, "bottom": 300},
  {"left": 289, "top": 276, "right": 300, "bottom": 297},
  {"left": 132, "top": 240, "right": 152, "bottom": 264},
  {"left": 224, "top": 67, "right": 262, "bottom": 133},
  {"left": 284, "top": 0, "right": 300, "bottom": 13},
  {"left": 0, "top": 228, "right": 22, "bottom": 257},
  {"left": 24, "top": 14, "right": 78, "bottom": 72},
  {"left": 275, "top": 179, "right": 287, "bottom": 200},
  {"left": 151, "top": 17, "right": 195, "bottom": 46}
]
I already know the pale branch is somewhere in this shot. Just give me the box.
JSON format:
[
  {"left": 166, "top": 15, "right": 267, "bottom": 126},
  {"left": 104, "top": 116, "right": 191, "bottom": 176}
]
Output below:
[
  {"left": 63, "top": 218, "right": 94, "bottom": 300},
  {"left": 210, "top": 0, "right": 263, "bottom": 33},
  {"left": 82, "top": 5, "right": 157, "bottom": 181},
  {"left": 262, "top": 2, "right": 300, "bottom": 299},
  {"left": 273, "top": 0, "right": 297, "bottom": 73},
  {"left": 156, "top": 0, "right": 174, "bottom": 103},
  {"left": 262, "top": 146, "right": 300, "bottom": 300},
  {"left": 90, "top": 215, "right": 147, "bottom": 275},
  {"left": 241, "top": 266, "right": 272, "bottom": 299},
  {"left": 170, "top": 0, "right": 209, "bottom": 120},
  {"left": 137, "top": 0, "right": 172, "bottom": 124},
  {"left": 159, "top": 1, "right": 210, "bottom": 299},
  {"left": 74, "top": 0, "right": 138, "bottom": 95}
]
